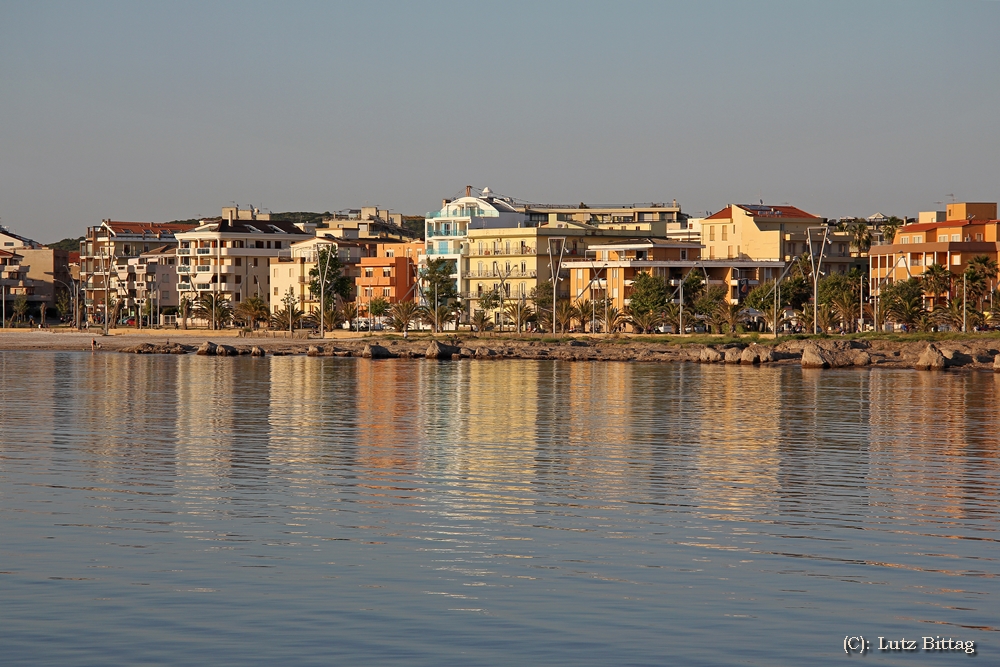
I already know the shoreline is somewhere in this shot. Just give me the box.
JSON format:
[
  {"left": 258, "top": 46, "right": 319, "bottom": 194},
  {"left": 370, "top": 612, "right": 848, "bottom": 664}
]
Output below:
[{"left": 2, "top": 328, "right": 998, "bottom": 371}]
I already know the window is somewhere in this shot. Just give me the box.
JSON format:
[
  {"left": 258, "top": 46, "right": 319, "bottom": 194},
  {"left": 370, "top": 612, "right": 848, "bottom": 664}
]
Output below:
[
  {"left": 235, "top": 258, "right": 242, "bottom": 266},
  {"left": 364, "top": 268, "right": 374, "bottom": 278},
  {"left": 253, "top": 258, "right": 258, "bottom": 267},
  {"left": 680, "top": 249, "right": 687, "bottom": 260},
  {"left": 235, "top": 275, "right": 241, "bottom": 284},
  {"left": 288, "top": 269, "right": 293, "bottom": 277},
  {"left": 709, "top": 226, "right": 715, "bottom": 241},
  {"left": 976, "top": 233, "right": 984, "bottom": 242},
  {"left": 951, "top": 234, "right": 961, "bottom": 242},
  {"left": 382, "top": 268, "right": 391, "bottom": 278},
  {"left": 274, "top": 287, "right": 278, "bottom": 295},
  {"left": 900, "top": 237, "right": 908, "bottom": 244},
  {"left": 273, "top": 269, "right": 277, "bottom": 277},
  {"left": 383, "top": 288, "right": 391, "bottom": 297},
  {"left": 721, "top": 226, "right": 727, "bottom": 241},
  {"left": 364, "top": 287, "right": 373, "bottom": 297},
  {"left": 939, "top": 235, "right": 948, "bottom": 242}
]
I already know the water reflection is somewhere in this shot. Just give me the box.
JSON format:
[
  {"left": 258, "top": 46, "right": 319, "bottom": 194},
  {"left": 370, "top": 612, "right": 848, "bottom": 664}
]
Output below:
[{"left": 1, "top": 352, "right": 998, "bottom": 666}]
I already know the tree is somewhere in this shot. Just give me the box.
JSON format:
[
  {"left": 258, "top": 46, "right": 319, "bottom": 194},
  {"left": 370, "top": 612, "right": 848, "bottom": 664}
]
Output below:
[
  {"left": 713, "top": 302, "right": 744, "bottom": 334},
  {"left": 529, "top": 280, "right": 554, "bottom": 311},
  {"left": 881, "top": 216, "right": 903, "bottom": 245},
  {"left": 573, "top": 299, "right": 594, "bottom": 333},
  {"left": 308, "top": 247, "right": 352, "bottom": 303},
  {"left": 196, "top": 294, "right": 233, "bottom": 329},
  {"left": 628, "top": 272, "right": 668, "bottom": 316},
  {"left": 830, "top": 291, "right": 859, "bottom": 332},
  {"left": 389, "top": 300, "right": 419, "bottom": 337},
  {"left": 781, "top": 275, "right": 812, "bottom": 311},
  {"left": 920, "top": 263, "right": 952, "bottom": 310},
  {"left": 471, "top": 309, "right": 492, "bottom": 333},
  {"left": 694, "top": 285, "right": 727, "bottom": 318},
  {"left": 342, "top": 302, "right": 359, "bottom": 330},
  {"left": 604, "top": 305, "right": 627, "bottom": 333},
  {"left": 883, "top": 278, "right": 926, "bottom": 328},
  {"left": 504, "top": 301, "right": 533, "bottom": 333},
  {"left": 850, "top": 220, "right": 873, "bottom": 254},
  {"left": 420, "top": 258, "right": 458, "bottom": 309},
  {"left": 627, "top": 307, "right": 662, "bottom": 334},
  {"left": 681, "top": 271, "right": 705, "bottom": 307},
  {"left": 422, "top": 304, "right": 455, "bottom": 331},
  {"left": 965, "top": 255, "right": 998, "bottom": 310},
  {"left": 271, "top": 289, "right": 303, "bottom": 332},
  {"left": 178, "top": 296, "right": 191, "bottom": 330},
  {"left": 368, "top": 297, "right": 390, "bottom": 321},
  {"left": 11, "top": 295, "right": 29, "bottom": 325},
  {"left": 556, "top": 300, "right": 575, "bottom": 333},
  {"left": 234, "top": 295, "right": 270, "bottom": 329}
]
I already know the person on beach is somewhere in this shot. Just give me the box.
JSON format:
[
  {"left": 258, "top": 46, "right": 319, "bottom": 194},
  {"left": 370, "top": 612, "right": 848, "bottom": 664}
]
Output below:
[{"left": 91, "top": 339, "right": 96, "bottom": 352}]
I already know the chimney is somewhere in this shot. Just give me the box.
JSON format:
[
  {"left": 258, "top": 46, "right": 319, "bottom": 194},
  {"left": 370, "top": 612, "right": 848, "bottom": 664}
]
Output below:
[{"left": 466, "top": 185, "right": 472, "bottom": 197}]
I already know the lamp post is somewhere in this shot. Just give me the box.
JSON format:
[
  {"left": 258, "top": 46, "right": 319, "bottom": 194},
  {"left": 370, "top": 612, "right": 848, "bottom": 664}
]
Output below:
[
  {"left": 53, "top": 278, "right": 79, "bottom": 330},
  {"left": 807, "top": 227, "right": 831, "bottom": 334}
]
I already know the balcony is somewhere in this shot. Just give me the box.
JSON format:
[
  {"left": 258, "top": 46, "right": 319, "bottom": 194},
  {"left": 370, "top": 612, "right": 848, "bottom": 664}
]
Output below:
[
  {"left": 177, "top": 283, "right": 192, "bottom": 291},
  {"left": 176, "top": 248, "right": 191, "bottom": 256},
  {"left": 196, "top": 248, "right": 213, "bottom": 255},
  {"left": 425, "top": 228, "right": 468, "bottom": 238},
  {"left": 177, "top": 265, "right": 192, "bottom": 274}
]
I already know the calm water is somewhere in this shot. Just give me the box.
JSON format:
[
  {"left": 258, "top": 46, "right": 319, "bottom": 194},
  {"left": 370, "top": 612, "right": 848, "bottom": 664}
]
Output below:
[{"left": 1, "top": 352, "right": 997, "bottom": 666}]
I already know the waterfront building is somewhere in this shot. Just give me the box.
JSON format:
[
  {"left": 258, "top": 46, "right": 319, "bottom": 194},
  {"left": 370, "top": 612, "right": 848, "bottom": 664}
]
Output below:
[
  {"left": 174, "top": 207, "right": 310, "bottom": 313},
  {"left": 702, "top": 204, "right": 863, "bottom": 275},
  {"left": 869, "top": 202, "right": 999, "bottom": 309},
  {"left": 356, "top": 241, "right": 425, "bottom": 311},
  {"left": 268, "top": 236, "right": 365, "bottom": 315},
  {"left": 80, "top": 220, "right": 196, "bottom": 324},
  {"left": 0, "top": 227, "right": 72, "bottom": 320},
  {"left": 564, "top": 239, "right": 783, "bottom": 312},
  {"left": 322, "top": 206, "right": 421, "bottom": 242}
]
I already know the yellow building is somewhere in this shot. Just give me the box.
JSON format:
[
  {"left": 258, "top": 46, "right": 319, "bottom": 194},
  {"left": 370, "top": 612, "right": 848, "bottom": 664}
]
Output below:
[
  {"left": 269, "top": 237, "right": 365, "bottom": 315},
  {"left": 703, "top": 203, "right": 862, "bottom": 275}
]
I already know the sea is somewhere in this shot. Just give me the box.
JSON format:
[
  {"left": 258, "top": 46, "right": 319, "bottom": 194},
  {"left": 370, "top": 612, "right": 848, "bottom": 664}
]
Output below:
[{"left": 0, "top": 352, "right": 997, "bottom": 666}]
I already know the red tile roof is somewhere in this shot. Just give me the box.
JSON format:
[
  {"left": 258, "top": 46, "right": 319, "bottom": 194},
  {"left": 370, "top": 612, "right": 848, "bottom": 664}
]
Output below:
[
  {"left": 104, "top": 221, "right": 198, "bottom": 235},
  {"left": 706, "top": 204, "right": 819, "bottom": 220}
]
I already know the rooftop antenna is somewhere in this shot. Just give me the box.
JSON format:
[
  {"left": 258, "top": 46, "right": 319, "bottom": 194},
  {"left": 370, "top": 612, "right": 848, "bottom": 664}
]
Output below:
[{"left": 947, "top": 193, "right": 956, "bottom": 203}]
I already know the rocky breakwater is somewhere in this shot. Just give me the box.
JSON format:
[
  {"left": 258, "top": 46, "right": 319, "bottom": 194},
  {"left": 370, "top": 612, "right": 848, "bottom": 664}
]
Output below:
[{"left": 119, "top": 342, "right": 193, "bottom": 355}]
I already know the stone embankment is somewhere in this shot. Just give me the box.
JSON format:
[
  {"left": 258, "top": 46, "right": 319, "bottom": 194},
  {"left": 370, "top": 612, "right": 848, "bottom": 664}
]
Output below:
[{"left": 110, "top": 335, "right": 1000, "bottom": 372}]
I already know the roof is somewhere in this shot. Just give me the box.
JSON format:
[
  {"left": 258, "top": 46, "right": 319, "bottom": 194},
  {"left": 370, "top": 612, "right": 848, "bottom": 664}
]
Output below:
[
  {"left": 895, "top": 220, "right": 980, "bottom": 233},
  {"left": 104, "top": 221, "right": 198, "bottom": 236},
  {"left": 0, "top": 248, "right": 21, "bottom": 259},
  {"left": 0, "top": 228, "right": 42, "bottom": 247},
  {"left": 188, "top": 219, "right": 309, "bottom": 235},
  {"left": 590, "top": 237, "right": 701, "bottom": 249},
  {"left": 706, "top": 204, "right": 819, "bottom": 220},
  {"left": 139, "top": 245, "right": 176, "bottom": 256}
]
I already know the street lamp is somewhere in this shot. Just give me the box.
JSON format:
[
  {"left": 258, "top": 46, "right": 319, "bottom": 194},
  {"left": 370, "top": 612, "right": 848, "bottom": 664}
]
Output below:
[{"left": 52, "top": 278, "right": 80, "bottom": 329}]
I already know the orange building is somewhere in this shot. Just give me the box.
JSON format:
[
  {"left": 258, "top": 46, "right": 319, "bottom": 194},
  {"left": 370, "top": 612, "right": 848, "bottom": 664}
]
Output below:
[
  {"left": 355, "top": 241, "right": 425, "bottom": 309},
  {"left": 869, "top": 202, "right": 999, "bottom": 308}
]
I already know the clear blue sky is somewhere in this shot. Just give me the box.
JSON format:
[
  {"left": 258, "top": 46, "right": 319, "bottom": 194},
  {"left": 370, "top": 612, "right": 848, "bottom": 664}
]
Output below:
[{"left": 2, "top": 1, "right": 999, "bottom": 242}]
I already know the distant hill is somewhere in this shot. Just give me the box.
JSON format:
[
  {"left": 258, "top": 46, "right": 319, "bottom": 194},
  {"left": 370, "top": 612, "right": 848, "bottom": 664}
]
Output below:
[
  {"left": 271, "top": 212, "right": 329, "bottom": 228},
  {"left": 47, "top": 236, "right": 84, "bottom": 251}
]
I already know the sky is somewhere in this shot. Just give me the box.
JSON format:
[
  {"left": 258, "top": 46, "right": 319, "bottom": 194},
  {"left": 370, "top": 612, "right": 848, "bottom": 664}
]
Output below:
[{"left": 2, "top": 1, "right": 999, "bottom": 243}]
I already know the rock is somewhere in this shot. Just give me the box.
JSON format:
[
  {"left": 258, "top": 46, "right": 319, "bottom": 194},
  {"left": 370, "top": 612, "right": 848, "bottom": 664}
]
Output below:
[
  {"left": 852, "top": 351, "right": 872, "bottom": 366},
  {"left": 740, "top": 345, "right": 770, "bottom": 365},
  {"left": 362, "top": 344, "right": 393, "bottom": 359},
  {"left": 196, "top": 342, "right": 217, "bottom": 356},
  {"left": 250, "top": 346, "right": 266, "bottom": 357},
  {"left": 216, "top": 344, "right": 237, "bottom": 356},
  {"left": 568, "top": 340, "right": 589, "bottom": 347},
  {"left": 307, "top": 345, "right": 323, "bottom": 357},
  {"left": 451, "top": 353, "right": 462, "bottom": 360},
  {"left": 459, "top": 348, "right": 475, "bottom": 357},
  {"left": 724, "top": 347, "right": 743, "bottom": 364},
  {"left": 475, "top": 347, "right": 497, "bottom": 359},
  {"left": 915, "top": 344, "right": 947, "bottom": 370},
  {"left": 426, "top": 340, "right": 461, "bottom": 359},
  {"left": 699, "top": 347, "right": 723, "bottom": 363},
  {"left": 801, "top": 344, "right": 830, "bottom": 369},
  {"left": 994, "top": 354, "right": 1000, "bottom": 372}
]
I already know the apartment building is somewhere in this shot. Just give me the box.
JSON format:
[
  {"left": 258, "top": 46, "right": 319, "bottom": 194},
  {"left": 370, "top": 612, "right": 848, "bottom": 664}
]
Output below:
[
  {"left": 175, "top": 208, "right": 310, "bottom": 310},
  {"left": 80, "top": 220, "right": 196, "bottom": 323},
  {"left": 702, "top": 203, "right": 863, "bottom": 276},
  {"left": 869, "top": 202, "right": 998, "bottom": 307},
  {"left": 356, "top": 241, "right": 425, "bottom": 309},
  {"left": 269, "top": 236, "right": 368, "bottom": 315},
  {"left": 0, "top": 227, "right": 72, "bottom": 316},
  {"left": 564, "top": 239, "right": 783, "bottom": 310}
]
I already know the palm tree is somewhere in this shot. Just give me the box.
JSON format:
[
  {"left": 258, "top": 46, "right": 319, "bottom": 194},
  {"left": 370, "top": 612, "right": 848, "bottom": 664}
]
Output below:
[
  {"left": 234, "top": 295, "right": 270, "bottom": 329},
  {"left": 573, "top": 299, "right": 594, "bottom": 332},
  {"left": 421, "top": 304, "right": 455, "bottom": 332},
  {"left": 830, "top": 291, "right": 859, "bottom": 332},
  {"left": 713, "top": 302, "right": 744, "bottom": 334},
  {"left": 178, "top": 296, "right": 191, "bottom": 330},
  {"left": 850, "top": 220, "right": 872, "bottom": 254},
  {"left": 389, "top": 300, "right": 419, "bottom": 336},
  {"left": 196, "top": 294, "right": 233, "bottom": 329},
  {"left": 604, "top": 306, "right": 627, "bottom": 333},
  {"left": 556, "top": 301, "right": 575, "bottom": 333},
  {"left": 11, "top": 295, "right": 29, "bottom": 325},
  {"left": 817, "top": 303, "right": 837, "bottom": 333},
  {"left": 920, "top": 263, "right": 952, "bottom": 311},
  {"left": 880, "top": 216, "right": 903, "bottom": 245},
  {"left": 342, "top": 302, "right": 359, "bottom": 331},
  {"left": 626, "top": 306, "right": 662, "bottom": 334},
  {"left": 470, "top": 309, "right": 492, "bottom": 333},
  {"left": 934, "top": 299, "right": 968, "bottom": 332},
  {"left": 270, "top": 305, "right": 303, "bottom": 331},
  {"left": 504, "top": 301, "right": 532, "bottom": 333},
  {"left": 888, "top": 294, "right": 926, "bottom": 330},
  {"left": 661, "top": 302, "right": 681, "bottom": 334},
  {"left": 965, "top": 255, "right": 998, "bottom": 310}
]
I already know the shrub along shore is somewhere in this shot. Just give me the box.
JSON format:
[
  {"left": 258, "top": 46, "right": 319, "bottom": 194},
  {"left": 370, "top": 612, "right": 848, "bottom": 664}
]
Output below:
[{"left": 3, "top": 329, "right": 1000, "bottom": 372}]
